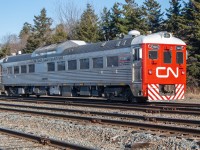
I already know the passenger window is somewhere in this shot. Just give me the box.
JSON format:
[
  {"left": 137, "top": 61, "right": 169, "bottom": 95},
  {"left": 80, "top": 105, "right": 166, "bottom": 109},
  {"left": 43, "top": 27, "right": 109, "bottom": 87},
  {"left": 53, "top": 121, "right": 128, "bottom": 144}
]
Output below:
[
  {"left": 107, "top": 56, "right": 118, "bottom": 67},
  {"left": 80, "top": 58, "right": 89, "bottom": 69},
  {"left": 7, "top": 67, "right": 12, "bottom": 74},
  {"left": 93, "top": 57, "right": 103, "bottom": 68},
  {"left": 28, "top": 64, "right": 35, "bottom": 73},
  {"left": 57, "top": 61, "right": 65, "bottom": 71},
  {"left": 68, "top": 60, "right": 77, "bottom": 70},
  {"left": 149, "top": 51, "right": 158, "bottom": 59},
  {"left": 176, "top": 52, "right": 183, "bottom": 64},
  {"left": 47, "top": 62, "right": 55, "bottom": 72},
  {"left": 164, "top": 51, "right": 172, "bottom": 64},
  {"left": 14, "top": 66, "right": 19, "bottom": 74},
  {"left": 21, "top": 65, "right": 27, "bottom": 73}
]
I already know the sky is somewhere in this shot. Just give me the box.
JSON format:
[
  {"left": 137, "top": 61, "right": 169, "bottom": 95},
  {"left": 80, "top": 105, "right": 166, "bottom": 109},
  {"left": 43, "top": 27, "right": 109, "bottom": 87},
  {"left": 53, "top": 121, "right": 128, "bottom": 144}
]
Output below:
[{"left": 0, "top": 0, "right": 170, "bottom": 42}]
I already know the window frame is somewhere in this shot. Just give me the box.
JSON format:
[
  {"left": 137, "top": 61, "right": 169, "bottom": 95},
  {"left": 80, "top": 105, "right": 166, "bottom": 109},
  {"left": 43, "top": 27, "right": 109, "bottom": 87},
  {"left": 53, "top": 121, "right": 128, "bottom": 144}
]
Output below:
[
  {"left": 47, "top": 62, "right": 55, "bottom": 72},
  {"left": 164, "top": 50, "right": 172, "bottom": 64},
  {"left": 57, "top": 61, "right": 66, "bottom": 71},
  {"left": 14, "top": 66, "right": 19, "bottom": 74},
  {"left": 148, "top": 50, "right": 158, "bottom": 60},
  {"left": 7, "top": 67, "right": 12, "bottom": 74},
  {"left": 107, "top": 56, "right": 118, "bottom": 67},
  {"left": 68, "top": 60, "right": 77, "bottom": 70},
  {"left": 176, "top": 51, "right": 183, "bottom": 64},
  {"left": 28, "top": 64, "right": 35, "bottom": 73},
  {"left": 93, "top": 57, "right": 103, "bottom": 69},
  {"left": 80, "top": 58, "right": 90, "bottom": 69},
  {"left": 21, "top": 65, "right": 27, "bottom": 74}
]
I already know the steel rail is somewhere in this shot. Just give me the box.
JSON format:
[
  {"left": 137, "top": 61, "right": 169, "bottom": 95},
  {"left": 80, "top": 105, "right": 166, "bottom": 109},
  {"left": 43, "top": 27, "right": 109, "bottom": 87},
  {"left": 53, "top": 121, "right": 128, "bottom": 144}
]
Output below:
[
  {"left": 0, "top": 127, "right": 94, "bottom": 150},
  {"left": 0, "top": 103, "right": 199, "bottom": 126},
  {"left": 0, "top": 107, "right": 200, "bottom": 138},
  {"left": 2, "top": 96, "right": 200, "bottom": 109},
  {"left": 1, "top": 97, "right": 200, "bottom": 112},
  {"left": 0, "top": 98, "right": 200, "bottom": 115}
]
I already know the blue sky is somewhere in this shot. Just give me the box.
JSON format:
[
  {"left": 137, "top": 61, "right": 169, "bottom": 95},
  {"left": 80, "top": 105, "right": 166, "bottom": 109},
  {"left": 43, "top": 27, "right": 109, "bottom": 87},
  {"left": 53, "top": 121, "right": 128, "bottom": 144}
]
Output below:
[{"left": 0, "top": 0, "right": 170, "bottom": 40}]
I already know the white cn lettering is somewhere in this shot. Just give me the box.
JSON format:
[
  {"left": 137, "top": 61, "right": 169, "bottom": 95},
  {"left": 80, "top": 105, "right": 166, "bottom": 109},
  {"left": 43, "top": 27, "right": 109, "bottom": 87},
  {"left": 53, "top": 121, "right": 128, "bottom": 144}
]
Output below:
[{"left": 156, "top": 67, "right": 179, "bottom": 78}]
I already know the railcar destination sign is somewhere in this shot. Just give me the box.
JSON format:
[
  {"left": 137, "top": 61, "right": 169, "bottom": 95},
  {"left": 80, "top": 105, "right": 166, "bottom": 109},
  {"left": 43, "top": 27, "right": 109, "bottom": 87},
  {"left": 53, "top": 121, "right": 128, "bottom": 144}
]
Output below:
[{"left": 30, "top": 56, "right": 64, "bottom": 64}]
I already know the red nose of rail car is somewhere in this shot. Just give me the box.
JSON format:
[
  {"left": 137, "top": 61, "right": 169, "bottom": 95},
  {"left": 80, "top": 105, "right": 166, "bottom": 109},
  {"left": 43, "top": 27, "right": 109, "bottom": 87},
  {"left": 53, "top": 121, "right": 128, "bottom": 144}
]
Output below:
[{"left": 142, "top": 44, "right": 186, "bottom": 101}]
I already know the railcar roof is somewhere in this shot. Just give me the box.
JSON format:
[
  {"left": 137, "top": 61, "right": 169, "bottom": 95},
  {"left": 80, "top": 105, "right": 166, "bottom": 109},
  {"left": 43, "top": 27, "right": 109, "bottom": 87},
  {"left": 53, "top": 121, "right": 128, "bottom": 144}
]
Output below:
[
  {"left": 2, "top": 53, "right": 32, "bottom": 63},
  {"left": 132, "top": 32, "right": 186, "bottom": 45},
  {"left": 2, "top": 38, "right": 134, "bottom": 63},
  {"left": 2, "top": 32, "right": 186, "bottom": 64},
  {"left": 61, "top": 38, "right": 133, "bottom": 55}
]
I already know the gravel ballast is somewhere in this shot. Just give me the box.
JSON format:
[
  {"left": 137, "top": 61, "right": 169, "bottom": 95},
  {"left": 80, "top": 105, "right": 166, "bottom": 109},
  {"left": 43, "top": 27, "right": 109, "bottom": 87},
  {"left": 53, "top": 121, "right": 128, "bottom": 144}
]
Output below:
[{"left": 0, "top": 110, "right": 199, "bottom": 150}]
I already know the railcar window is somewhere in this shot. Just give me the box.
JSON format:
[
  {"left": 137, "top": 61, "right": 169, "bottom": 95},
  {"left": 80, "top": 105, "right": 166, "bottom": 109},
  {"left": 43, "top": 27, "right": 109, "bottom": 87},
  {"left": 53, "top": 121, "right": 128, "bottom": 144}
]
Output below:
[
  {"left": 133, "top": 48, "right": 141, "bottom": 61},
  {"left": 176, "top": 52, "right": 183, "bottom": 64},
  {"left": 28, "top": 64, "right": 35, "bottom": 73},
  {"left": 47, "top": 62, "right": 55, "bottom": 72},
  {"left": 93, "top": 57, "right": 103, "bottom": 68},
  {"left": 68, "top": 60, "right": 77, "bottom": 70},
  {"left": 135, "top": 48, "right": 139, "bottom": 61},
  {"left": 164, "top": 51, "right": 172, "bottom": 64},
  {"left": 149, "top": 51, "right": 158, "bottom": 59},
  {"left": 176, "top": 46, "right": 183, "bottom": 50},
  {"left": 7, "top": 67, "right": 12, "bottom": 74},
  {"left": 80, "top": 58, "right": 89, "bottom": 69},
  {"left": 21, "top": 65, "right": 27, "bottom": 73},
  {"left": 14, "top": 66, "right": 19, "bottom": 74},
  {"left": 107, "top": 56, "right": 118, "bottom": 67},
  {"left": 57, "top": 61, "right": 65, "bottom": 71}
]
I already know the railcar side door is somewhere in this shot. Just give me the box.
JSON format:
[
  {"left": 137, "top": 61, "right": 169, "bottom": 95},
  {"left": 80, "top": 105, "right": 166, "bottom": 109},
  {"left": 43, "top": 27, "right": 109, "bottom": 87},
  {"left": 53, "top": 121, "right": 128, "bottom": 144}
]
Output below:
[{"left": 131, "top": 46, "right": 142, "bottom": 96}]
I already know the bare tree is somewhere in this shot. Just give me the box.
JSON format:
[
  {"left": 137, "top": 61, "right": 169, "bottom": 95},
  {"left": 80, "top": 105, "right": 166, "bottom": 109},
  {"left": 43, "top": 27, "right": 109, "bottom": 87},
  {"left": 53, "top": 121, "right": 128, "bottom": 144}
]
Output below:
[
  {"left": 54, "top": 0, "right": 82, "bottom": 39},
  {"left": 1, "top": 34, "right": 23, "bottom": 54}
]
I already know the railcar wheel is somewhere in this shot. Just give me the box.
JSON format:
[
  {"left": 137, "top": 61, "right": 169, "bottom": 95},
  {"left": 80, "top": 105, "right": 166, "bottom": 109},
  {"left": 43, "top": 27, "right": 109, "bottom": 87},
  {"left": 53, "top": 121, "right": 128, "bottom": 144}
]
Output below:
[
  {"left": 5, "top": 90, "right": 11, "bottom": 97},
  {"left": 128, "top": 96, "right": 138, "bottom": 103},
  {"left": 107, "top": 93, "right": 114, "bottom": 102}
]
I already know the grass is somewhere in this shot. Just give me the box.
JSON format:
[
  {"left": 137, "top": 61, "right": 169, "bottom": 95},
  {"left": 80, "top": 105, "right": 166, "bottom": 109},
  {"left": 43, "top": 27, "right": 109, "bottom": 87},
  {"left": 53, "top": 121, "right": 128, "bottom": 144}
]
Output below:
[{"left": 185, "top": 87, "right": 200, "bottom": 99}]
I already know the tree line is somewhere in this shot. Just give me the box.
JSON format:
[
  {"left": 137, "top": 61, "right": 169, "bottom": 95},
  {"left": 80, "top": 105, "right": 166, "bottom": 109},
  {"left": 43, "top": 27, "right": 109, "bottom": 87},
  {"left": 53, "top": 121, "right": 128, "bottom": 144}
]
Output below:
[{"left": 0, "top": 0, "right": 199, "bottom": 87}]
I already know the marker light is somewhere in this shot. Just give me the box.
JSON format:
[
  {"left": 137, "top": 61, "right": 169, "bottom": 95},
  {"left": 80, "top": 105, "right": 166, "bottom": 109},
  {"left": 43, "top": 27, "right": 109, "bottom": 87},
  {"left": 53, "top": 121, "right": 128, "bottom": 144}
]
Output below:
[
  {"left": 148, "top": 69, "right": 152, "bottom": 75},
  {"left": 181, "top": 71, "right": 185, "bottom": 75}
]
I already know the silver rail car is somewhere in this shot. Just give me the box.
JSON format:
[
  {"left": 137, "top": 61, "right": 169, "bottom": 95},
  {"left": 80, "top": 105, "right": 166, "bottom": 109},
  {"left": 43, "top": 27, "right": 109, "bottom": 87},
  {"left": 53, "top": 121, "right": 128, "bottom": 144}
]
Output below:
[
  {"left": 0, "top": 31, "right": 186, "bottom": 102},
  {"left": 0, "top": 36, "right": 142, "bottom": 102}
]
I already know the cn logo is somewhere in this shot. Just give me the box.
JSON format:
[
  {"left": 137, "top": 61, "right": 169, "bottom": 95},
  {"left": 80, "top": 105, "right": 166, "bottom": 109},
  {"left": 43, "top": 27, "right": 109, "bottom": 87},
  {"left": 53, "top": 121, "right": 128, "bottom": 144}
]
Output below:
[{"left": 156, "top": 67, "right": 179, "bottom": 78}]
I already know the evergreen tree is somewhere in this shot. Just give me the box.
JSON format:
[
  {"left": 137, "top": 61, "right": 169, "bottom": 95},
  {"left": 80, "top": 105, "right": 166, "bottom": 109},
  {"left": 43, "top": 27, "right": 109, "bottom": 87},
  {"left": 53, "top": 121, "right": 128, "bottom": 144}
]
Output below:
[
  {"left": 109, "top": 3, "right": 127, "bottom": 39},
  {"left": 100, "top": 7, "right": 112, "bottom": 41},
  {"left": 165, "top": 0, "right": 185, "bottom": 36},
  {"left": 142, "top": 0, "right": 164, "bottom": 32},
  {"left": 23, "top": 8, "right": 53, "bottom": 53},
  {"left": 33, "top": 8, "right": 52, "bottom": 45},
  {"left": 75, "top": 4, "right": 100, "bottom": 43},
  {"left": 123, "top": 0, "right": 147, "bottom": 34},
  {"left": 51, "top": 24, "right": 67, "bottom": 43},
  {"left": 19, "top": 22, "right": 32, "bottom": 50},
  {"left": 183, "top": 0, "right": 200, "bottom": 86}
]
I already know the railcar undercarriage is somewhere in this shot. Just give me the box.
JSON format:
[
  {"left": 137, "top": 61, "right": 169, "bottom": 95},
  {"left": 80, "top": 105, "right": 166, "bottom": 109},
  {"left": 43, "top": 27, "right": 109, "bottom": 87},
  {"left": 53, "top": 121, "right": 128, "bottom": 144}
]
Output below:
[{"left": 3, "top": 85, "right": 145, "bottom": 102}]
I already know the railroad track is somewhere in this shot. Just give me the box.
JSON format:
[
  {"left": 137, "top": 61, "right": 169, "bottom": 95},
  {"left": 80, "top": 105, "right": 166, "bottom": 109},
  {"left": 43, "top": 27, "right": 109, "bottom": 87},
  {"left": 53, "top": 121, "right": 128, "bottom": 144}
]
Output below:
[
  {"left": 1, "top": 97, "right": 199, "bottom": 116},
  {"left": 0, "top": 102, "right": 199, "bottom": 126},
  {"left": 0, "top": 127, "right": 93, "bottom": 150},
  {"left": 0, "top": 103, "right": 200, "bottom": 140},
  {"left": 1, "top": 96, "right": 200, "bottom": 108}
]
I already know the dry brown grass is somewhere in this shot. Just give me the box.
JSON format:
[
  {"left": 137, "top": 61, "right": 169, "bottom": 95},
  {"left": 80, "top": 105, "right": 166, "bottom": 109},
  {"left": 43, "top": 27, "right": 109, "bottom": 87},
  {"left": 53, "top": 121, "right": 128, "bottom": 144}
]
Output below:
[{"left": 185, "top": 87, "right": 200, "bottom": 99}]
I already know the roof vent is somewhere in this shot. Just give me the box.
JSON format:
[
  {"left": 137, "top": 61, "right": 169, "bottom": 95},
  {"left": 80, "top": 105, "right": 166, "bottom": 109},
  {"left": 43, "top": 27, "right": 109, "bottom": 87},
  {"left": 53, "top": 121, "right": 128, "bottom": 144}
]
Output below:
[{"left": 128, "top": 30, "right": 140, "bottom": 37}]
